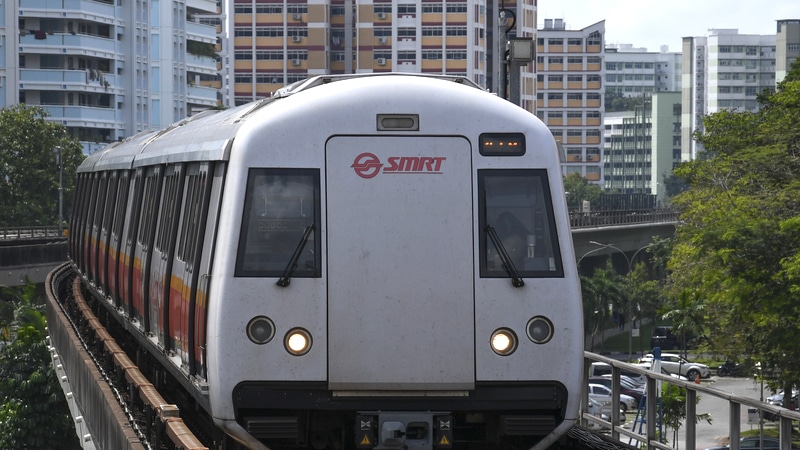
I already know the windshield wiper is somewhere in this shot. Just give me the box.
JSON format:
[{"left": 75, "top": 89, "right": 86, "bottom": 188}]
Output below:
[
  {"left": 276, "top": 224, "right": 315, "bottom": 287},
  {"left": 485, "top": 225, "right": 525, "bottom": 288}
]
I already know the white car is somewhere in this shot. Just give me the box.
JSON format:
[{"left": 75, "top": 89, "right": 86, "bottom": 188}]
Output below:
[
  {"left": 586, "top": 397, "right": 623, "bottom": 428},
  {"left": 637, "top": 353, "right": 711, "bottom": 380},
  {"left": 588, "top": 383, "right": 638, "bottom": 412}
]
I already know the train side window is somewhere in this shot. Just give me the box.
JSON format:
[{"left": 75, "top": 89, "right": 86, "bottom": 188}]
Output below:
[
  {"left": 235, "top": 169, "right": 321, "bottom": 278},
  {"left": 478, "top": 169, "right": 564, "bottom": 278}
]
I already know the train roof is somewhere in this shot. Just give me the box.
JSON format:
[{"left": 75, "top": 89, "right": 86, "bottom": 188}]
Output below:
[{"left": 77, "top": 74, "right": 487, "bottom": 173}]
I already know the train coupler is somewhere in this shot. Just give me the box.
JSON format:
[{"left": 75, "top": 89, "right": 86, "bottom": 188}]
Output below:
[{"left": 355, "top": 412, "right": 453, "bottom": 449}]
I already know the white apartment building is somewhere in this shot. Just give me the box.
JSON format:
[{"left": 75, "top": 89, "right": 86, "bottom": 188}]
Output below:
[
  {"left": 2, "top": 0, "right": 220, "bottom": 153},
  {"left": 681, "top": 29, "right": 776, "bottom": 160},
  {"left": 605, "top": 44, "right": 681, "bottom": 96}
]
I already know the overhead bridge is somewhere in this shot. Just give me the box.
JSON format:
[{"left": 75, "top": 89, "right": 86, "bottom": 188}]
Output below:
[{"left": 1, "top": 210, "right": 678, "bottom": 287}]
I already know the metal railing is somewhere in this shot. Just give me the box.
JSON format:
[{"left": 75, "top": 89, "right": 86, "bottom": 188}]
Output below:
[
  {"left": 583, "top": 352, "right": 800, "bottom": 450},
  {"left": 0, "top": 226, "right": 66, "bottom": 240},
  {"left": 570, "top": 208, "right": 679, "bottom": 229}
]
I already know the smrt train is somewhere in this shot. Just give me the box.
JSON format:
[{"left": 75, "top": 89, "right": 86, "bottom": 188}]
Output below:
[{"left": 68, "top": 74, "right": 584, "bottom": 450}]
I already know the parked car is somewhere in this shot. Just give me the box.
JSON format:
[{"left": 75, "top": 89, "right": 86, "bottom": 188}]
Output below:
[
  {"left": 766, "top": 390, "right": 798, "bottom": 409},
  {"left": 703, "top": 436, "right": 797, "bottom": 450},
  {"left": 588, "top": 362, "right": 647, "bottom": 386},
  {"left": 633, "top": 362, "right": 689, "bottom": 381},
  {"left": 588, "top": 383, "right": 638, "bottom": 412},
  {"left": 590, "top": 376, "right": 644, "bottom": 404},
  {"left": 650, "top": 326, "right": 679, "bottom": 350},
  {"left": 637, "top": 353, "right": 711, "bottom": 379},
  {"left": 585, "top": 397, "right": 623, "bottom": 428}
]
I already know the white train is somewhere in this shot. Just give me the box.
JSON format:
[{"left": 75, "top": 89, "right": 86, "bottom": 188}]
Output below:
[{"left": 69, "top": 74, "right": 583, "bottom": 450}]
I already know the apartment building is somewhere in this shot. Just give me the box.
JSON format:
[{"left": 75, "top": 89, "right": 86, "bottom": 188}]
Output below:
[
  {"left": 536, "top": 19, "right": 605, "bottom": 185},
  {"left": 2, "top": 0, "right": 220, "bottom": 153},
  {"left": 603, "top": 92, "right": 681, "bottom": 203},
  {"left": 777, "top": 19, "right": 800, "bottom": 83},
  {"left": 228, "top": 0, "right": 538, "bottom": 108},
  {"left": 605, "top": 44, "right": 681, "bottom": 96},
  {"left": 681, "top": 29, "right": 776, "bottom": 160}
]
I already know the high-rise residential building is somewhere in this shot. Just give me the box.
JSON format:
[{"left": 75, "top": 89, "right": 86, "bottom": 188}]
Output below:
[
  {"left": 777, "top": 19, "right": 800, "bottom": 83},
  {"left": 681, "top": 29, "right": 776, "bottom": 160},
  {"left": 228, "top": 0, "right": 538, "bottom": 108},
  {"left": 537, "top": 19, "right": 605, "bottom": 185},
  {"left": 605, "top": 44, "right": 681, "bottom": 96},
  {"left": 2, "top": 0, "right": 220, "bottom": 153}
]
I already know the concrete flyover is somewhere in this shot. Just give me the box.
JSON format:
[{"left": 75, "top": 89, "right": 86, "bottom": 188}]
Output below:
[{"left": 1, "top": 212, "right": 679, "bottom": 287}]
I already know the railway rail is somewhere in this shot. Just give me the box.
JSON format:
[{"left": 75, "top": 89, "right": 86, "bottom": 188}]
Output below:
[{"left": 46, "top": 263, "right": 208, "bottom": 450}]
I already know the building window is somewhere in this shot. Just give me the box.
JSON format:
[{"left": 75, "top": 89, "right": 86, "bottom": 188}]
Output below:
[
  {"left": 568, "top": 38, "right": 583, "bottom": 46},
  {"left": 548, "top": 38, "right": 563, "bottom": 45},
  {"left": 422, "top": 4, "right": 442, "bottom": 13},
  {"left": 422, "top": 50, "right": 442, "bottom": 60},
  {"left": 548, "top": 57, "right": 563, "bottom": 64},
  {"left": 422, "top": 27, "right": 443, "bottom": 36},
  {"left": 446, "top": 3, "right": 467, "bottom": 13},
  {"left": 446, "top": 26, "right": 467, "bottom": 36}
]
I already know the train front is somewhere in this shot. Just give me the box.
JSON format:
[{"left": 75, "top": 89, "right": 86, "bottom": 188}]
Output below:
[{"left": 206, "top": 75, "right": 583, "bottom": 450}]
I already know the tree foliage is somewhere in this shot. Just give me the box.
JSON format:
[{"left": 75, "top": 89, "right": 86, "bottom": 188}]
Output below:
[
  {"left": 563, "top": 173, "right": 603, "bottom": 211},
  {"left": 0, "top": 105, "right": 85, "bottom": 227},
  {"left": 0, "top": 283, "right": 80, "bottom": 449},
  {"left": 668, "top": 59, "right": 800, "bottom": 398}
]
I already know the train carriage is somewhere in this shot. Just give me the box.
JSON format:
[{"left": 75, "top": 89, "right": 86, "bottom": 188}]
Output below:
[{"left": 70, "top": 74, "right": 583, "bottom": 450}]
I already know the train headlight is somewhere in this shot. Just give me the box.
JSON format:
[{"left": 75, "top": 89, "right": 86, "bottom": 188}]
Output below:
[
  {"left": 490, "top": 328, "right": 517, "bottom": 356},
  {"left": 246, "top": 316, "right": 275, "bottom": 345},
  {"left": 284, "top": 328, "right": 312, "bottom": 356},
  {"left": 526, "top": 316, "right": 554, "bottom": 344}
]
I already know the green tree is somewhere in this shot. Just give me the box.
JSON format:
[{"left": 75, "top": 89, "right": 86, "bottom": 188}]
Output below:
[
  {"left": 0, "top": 105, "right": 85, "bottom": 227},
  {"left": 563, "top": 173, "right": 602, "bottom": 211},
  {"left": 582, "top": 260, "right": 626, "bottom": 351},
  {"left": 669, "top": 58, "right": 800, "bottom": 404},
  {"left": 0, "top": 283, "right": 80, "bottom": 449}
]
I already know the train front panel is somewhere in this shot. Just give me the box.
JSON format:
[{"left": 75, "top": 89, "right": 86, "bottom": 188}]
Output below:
[{"left": 203, "top": 75, "right": 583, "bottom": 449}]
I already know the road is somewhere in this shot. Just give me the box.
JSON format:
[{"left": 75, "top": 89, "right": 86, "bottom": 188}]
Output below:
[{"left": 620, "top": 376, "right": 776, "bottom": 450}]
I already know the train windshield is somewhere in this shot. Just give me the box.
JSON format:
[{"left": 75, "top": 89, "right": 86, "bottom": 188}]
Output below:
[
  {"left": 235, "top": 169, "right": 321, "bottom": 278},
  {"left": 479, "top": 169, "right": 563, "bottom": 279}
]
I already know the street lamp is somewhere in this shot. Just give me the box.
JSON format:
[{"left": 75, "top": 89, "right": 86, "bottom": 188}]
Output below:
[
  {"left": 589, "top": 240, "right": 654, "bottom": 361},
  {"left": 53, "top": 146, "right": 63, "bottom": 235}
]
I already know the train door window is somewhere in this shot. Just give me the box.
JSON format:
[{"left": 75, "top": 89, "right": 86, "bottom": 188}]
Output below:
[
  {"left": 478, "top": 169, "right": 563, "bottom": 278},
  {"left": 235, "top": 169, "right": 321, "bottom": 278}
]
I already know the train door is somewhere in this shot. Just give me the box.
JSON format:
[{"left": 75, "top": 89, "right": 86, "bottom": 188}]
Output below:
[
  {"left": 133, "top": 166, "right": 163, "bottom": 331},
  {"left": 121, "top": 170, "right": 144, "bottom": 319},
  {"left": 192, "top": 162, "right": 224, "bottom": 379},
  {"left": 108, "top": 172, "right": 130, "bottom": 307},
  {"left": 325, "top": 136, "right": 476, "bottom": 389},
  {"left": 98, "top": 171, "right": 118, "bottom": 290},
  {"left": 149, "top": 164, "right": 184, "bottom": 349},
  {"left": 90, "top": 172, "right": 109, "bottom": 284},
  {"left": 169, "top": 162, "right": 216, "bottom": 375},
  {"left": 82, "top": 173, "right": 99, "bottom": 278}
]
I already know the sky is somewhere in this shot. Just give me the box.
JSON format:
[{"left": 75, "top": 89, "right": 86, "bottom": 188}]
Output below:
[{"left": 537, "top": 0, "right": 800, "bottom": 53}]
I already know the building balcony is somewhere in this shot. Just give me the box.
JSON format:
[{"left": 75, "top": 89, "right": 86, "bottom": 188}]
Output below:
[
  {"left": 19, "top": 69, "right": 119, "bottom": 92},
  {"left": 187, "top": 85, "right": 218, "bottom": 106},
  {"left": 187, "top": 0, "right": 216, "bottom": 14},
  {"left": 42, "top": 105, "right": 124, "bottom": 128},
  {"left": 20, "top": 33, "right": 121, "bottom": 59},
  {"left": 20, "top": 0, "right": 115, "bottom": 18},
  {"left": 187, "top": 21, "right": 217, "bottom": 44},
  {"left": 186, "top": 53, "right": 217, "bottom": 75}
]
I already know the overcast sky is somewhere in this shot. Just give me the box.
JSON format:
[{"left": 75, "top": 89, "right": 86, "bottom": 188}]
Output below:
[{"left": 537, "top": 0, "right": 799, "bottom": 52}]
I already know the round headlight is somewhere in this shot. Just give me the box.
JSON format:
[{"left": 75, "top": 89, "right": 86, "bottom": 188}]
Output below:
[
  {"left": 284, "top": 328, "right": 312, "bottom": 356},
  {"left": 527, "top": 316, "right": 554, "bottom": 344},
  {"left": 490, "top": 328, "right": 517, "bottom": 356},
  {"left": 246, "top": 316, "right": 275, "bottom": 345}
]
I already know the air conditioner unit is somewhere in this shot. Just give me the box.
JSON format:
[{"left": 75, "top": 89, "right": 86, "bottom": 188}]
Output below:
[
  {"left": 575, "top": 155, "right": 583, "bottom": 161},
  {"left": 377, "top": 12, "right": 386, "bottom": 19},
  {"left": 292, "top": 36, "right": 301, "bottom": 42},
  {"left": 292, "top": 59, "right": 301, "bottom": 66},
  {"left": 292, "top": 13, "right": 301, "bottom": 20},
  {"left": 378, "top": 36, "right": 387, "bottom": 44},
  {"left": 377, "top": 58, "right": 386, "bottom": 66}
]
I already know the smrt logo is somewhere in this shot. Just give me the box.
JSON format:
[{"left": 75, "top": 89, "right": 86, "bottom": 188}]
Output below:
[{"left": 351, "top": 152, "right": 446, "bottom": 179}]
